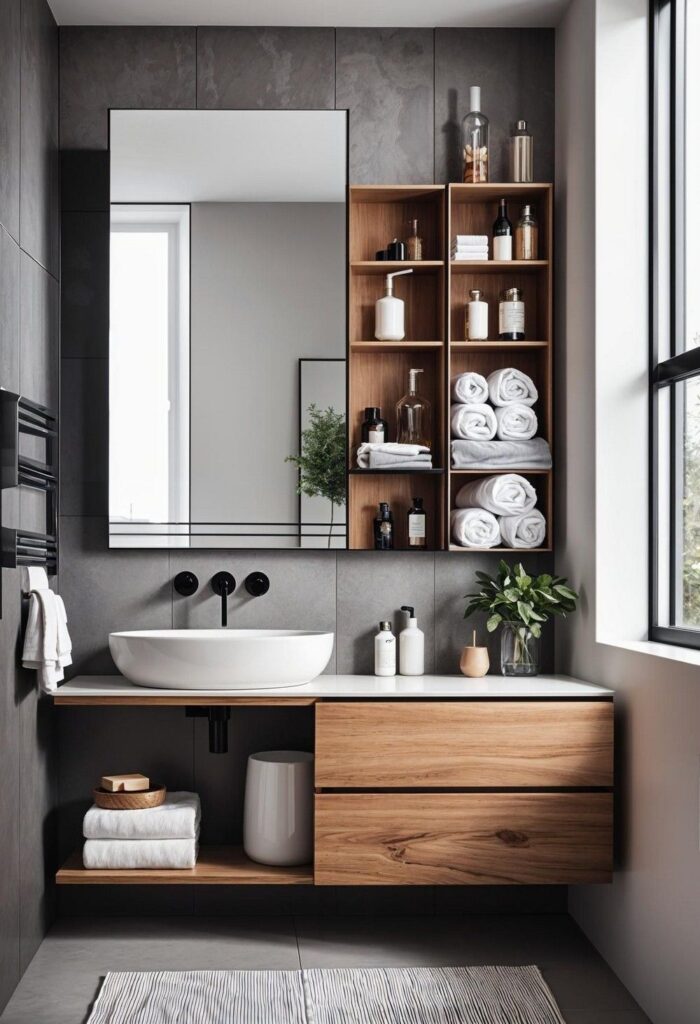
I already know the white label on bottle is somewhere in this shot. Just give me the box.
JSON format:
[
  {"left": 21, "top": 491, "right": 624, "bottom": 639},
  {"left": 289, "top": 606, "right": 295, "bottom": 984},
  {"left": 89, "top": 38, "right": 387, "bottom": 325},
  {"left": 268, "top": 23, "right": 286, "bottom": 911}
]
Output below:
[
  {"left": 499, "top": 301, "right": 525, "bottom": 335},
  {"left": 493, "top": 235, "right": 512, "bottom": 261},
  {"left": 368, "top": 428, "right": 385, "bottom": 444},
  {"left": 408, "top": 513, "right": 426, "bottom": 539},
  {"left": 375, "top": 634, "right": 396, "bottom": 675}
]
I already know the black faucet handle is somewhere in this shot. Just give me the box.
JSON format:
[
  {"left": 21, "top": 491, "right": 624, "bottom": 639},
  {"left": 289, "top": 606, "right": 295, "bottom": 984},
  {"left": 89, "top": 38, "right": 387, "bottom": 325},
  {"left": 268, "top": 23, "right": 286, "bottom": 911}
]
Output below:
[
  {"left": 211, "top": 571, "right": 236, "bottom": 597},
  {"left": 174, "top": 571, "right": 199, "bottom": 597},
  {"left": 245, "top": 571, "right": 270, "bottom": 597}
]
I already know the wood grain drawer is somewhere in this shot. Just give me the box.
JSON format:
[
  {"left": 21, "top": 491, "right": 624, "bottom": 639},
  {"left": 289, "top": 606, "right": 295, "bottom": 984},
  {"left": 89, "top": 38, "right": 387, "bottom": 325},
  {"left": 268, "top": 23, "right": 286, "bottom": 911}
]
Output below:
[
  {"left": 315, "top": 792, "right": 613, "bottom": 885},
  {"left": 315, "top": 701, "right": 613, "bottom": 788}
]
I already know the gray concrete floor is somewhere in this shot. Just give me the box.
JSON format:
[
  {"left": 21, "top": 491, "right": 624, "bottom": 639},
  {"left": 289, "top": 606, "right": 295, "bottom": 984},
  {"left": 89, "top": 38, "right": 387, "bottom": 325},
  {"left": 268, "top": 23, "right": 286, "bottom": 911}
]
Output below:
[{"left": 0, "top": 914, "right": 651, "bottom": 1024}]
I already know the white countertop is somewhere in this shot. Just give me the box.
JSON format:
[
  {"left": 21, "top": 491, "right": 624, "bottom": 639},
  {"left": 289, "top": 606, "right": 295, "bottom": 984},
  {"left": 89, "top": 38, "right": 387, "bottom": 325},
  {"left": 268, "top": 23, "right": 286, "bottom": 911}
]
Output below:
[{"left": 54, "top": 673, "right": 613, "bottom": 703}]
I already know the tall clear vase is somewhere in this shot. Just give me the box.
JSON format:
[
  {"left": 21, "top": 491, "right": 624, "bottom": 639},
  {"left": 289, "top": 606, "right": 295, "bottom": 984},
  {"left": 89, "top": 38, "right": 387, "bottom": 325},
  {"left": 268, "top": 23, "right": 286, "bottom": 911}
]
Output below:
[{"left": 500, "top": 623, "right": 539, "bottom": 677}]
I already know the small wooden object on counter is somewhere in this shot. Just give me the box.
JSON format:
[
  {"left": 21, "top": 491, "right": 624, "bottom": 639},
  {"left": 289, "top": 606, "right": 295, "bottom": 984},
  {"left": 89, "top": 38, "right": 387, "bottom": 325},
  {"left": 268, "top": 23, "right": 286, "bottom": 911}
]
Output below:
[
  {"left": 460, "top": 630, "right": 490, "bottom": 677},
  {"left": 93, "top": 783, "right": 166, "bottom": 810},
  {"left": 100, "top": 772, "right": 149, "bottom": 792}
]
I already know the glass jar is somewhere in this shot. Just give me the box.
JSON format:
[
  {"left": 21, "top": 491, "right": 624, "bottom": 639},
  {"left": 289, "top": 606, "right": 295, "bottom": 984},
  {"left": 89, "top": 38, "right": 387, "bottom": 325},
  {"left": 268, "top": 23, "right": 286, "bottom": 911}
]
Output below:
[
  {"left": 500, "top": 623, "right": 539, "bottom": 676},
  {"left": 498, "top": 287, "right": 525, "bottom": 340},
  {"left": 515, "top": 205, "right": 538, "bottom": 260}
]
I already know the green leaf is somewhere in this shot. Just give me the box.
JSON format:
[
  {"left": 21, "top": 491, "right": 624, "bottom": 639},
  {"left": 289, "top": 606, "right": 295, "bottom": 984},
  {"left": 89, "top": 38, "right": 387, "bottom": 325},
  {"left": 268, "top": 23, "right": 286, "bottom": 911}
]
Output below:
[
  {"left": 517, "top": 601, "right": 531, "bottom": 624},
  {"left": 504, "top": 588, "right": 520, "bottom": 602},
  {"left": 516, "top": 574, "right": 532, "bottom": 590},
  {"left": 486, "top": 614, "right": 502, "bottom": 632},
  {"left": 554, "top": 584, "right": 578, "bottom": 601},
  {"left": 530, "top": 622, "right": 542, "bottom": 638}
]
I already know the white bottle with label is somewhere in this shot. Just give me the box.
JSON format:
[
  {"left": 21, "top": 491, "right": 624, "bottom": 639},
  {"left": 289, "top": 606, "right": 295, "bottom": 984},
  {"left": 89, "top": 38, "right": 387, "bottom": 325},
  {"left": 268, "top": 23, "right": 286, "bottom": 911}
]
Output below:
[
  {"left": 374, "top": 621, "right": 397, "bottom": 677},
  {"left": 466, "top": 288, "right": 488, "bottom": 340},
  {"left": 375, "top": 268, "right": 414, "bottom": 341},
  {"left": 399, "top": 606, "right": 425, "bottom": 676}
]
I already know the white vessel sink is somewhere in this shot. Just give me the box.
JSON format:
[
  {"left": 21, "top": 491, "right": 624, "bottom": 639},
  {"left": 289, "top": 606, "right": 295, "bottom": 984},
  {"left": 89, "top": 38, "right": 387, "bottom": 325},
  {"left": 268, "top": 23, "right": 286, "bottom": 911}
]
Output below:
[{"left": 108, "top": 629, "right": 334, "bottom": 690}]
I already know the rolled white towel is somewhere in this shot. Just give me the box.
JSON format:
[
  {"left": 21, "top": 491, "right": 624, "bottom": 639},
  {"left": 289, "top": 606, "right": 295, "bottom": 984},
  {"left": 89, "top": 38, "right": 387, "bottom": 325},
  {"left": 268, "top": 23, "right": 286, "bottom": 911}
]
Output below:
[
  {"left": 451, "top": 403, "right": 497, "bottom": 440},
  {"left": 499, "top": 509, "right": 547, "bottom": 548},
  {"left": 495, "top": 404, "right": 538, "bottom": 440},
  {"left": 451, "top": 371, "right": 489, "bottom": 405},
  {"left": 455, "top": 473, "right": 537, "bottom": 516},
  {"left": 451, "top": 508, "right": 501, "bottom": 548},
  {"left": 487, "top": 367, "right": 538, "bottom": 407}
]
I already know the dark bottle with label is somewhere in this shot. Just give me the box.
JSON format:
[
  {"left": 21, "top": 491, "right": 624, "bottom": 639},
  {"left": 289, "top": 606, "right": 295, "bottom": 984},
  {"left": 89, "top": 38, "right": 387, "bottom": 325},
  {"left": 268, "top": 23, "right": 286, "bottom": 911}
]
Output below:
[
  {"left": 373, "top": 502, "right": 394, "bottom": 550},
  {"left": 361, "top": 407, "right": 389, "bottom": 445},
  {"left": 407, "top": 496, "right": 427, "bottom": 548},
  {"left": 492, "top": 198, "right": 513, "bottom": 261}
]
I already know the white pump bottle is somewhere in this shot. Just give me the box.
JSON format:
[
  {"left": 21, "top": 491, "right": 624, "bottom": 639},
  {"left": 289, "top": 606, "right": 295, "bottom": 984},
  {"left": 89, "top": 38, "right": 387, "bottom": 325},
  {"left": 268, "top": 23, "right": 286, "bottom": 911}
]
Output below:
[
  {"left": 375, "top": 268, "right": 413, "bottom": 341},
  {"left": 399, "top": 605, "right": 425, "bottom": 676}
]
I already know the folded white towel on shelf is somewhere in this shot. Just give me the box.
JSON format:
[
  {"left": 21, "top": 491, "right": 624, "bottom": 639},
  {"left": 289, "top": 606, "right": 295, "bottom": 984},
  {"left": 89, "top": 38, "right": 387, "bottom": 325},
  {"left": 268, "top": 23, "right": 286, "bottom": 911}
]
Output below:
[
  {"left": 495, "top": 404, "right": 538, "bottom": 440},
  {"left": 451, "top": 438, "right": 552, "bottom": 470},
  {"left": 455, "top": 473, "right": 537, "bottom": 516},
  {"left": 451, "top": 371, "right": 489, "bottom": 405},
  {"left": 21, "top": 568, "right": 72, "bottom": 694},
  {"left": 451, "top": 252, "right": 489, "bottom": 262},
  {"left": 487, "top": 367, "right": 538, "bottom": 407},
  {"left": 499, "top": 509, "right": 547, "bottom": 549},
  {"left": 83, "top": 792, "right": 201, "bottom": 840},
  {"left": 83, "top": 838, "right": 199, "bottom": 870},
  {"left": 452, "top": 235, "right": 489, "bottom": 246},
  {"left": 451, "top": 508, "right": 501, "bottom": 548},
  {"left": 451, "top": 403, "right": 497, "bottom": 441},
  {"left": 357, "top": 442, "right": 432, "bottom": 470}
]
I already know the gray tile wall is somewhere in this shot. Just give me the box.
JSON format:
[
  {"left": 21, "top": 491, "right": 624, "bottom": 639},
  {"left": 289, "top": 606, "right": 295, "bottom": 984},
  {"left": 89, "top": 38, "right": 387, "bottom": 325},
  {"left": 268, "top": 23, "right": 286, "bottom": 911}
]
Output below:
[
  {"left": 0, "top": 0, "right": 59, "bottom": 1012},
  {"left": 57, "top": 26, "right": 555, "bottom": 916}
]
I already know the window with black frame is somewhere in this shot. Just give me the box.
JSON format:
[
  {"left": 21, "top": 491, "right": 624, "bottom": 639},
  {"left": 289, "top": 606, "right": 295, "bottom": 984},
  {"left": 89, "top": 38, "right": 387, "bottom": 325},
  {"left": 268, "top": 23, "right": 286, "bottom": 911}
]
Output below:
[{"left": 651, "top": 0, "right": 700, "bottom": 647}]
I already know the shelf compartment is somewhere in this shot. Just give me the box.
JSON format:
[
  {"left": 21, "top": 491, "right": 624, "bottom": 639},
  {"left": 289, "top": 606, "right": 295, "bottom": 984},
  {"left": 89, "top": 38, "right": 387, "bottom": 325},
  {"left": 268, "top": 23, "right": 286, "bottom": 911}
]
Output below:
[
  {"left": 349, "top": 472, "right": 444, "bottom": 551},
  {"left": 349, "top": 186, "right": 445, "bottom": 262},
  {"left": 350, "top": 269, "right": 444, "bottom": 344},
  {"left": 449, "top": 184, "right": 552, "bottom": 263},
  {"left": 56, "top": 847, "right": 314, "bottom": 886},
  {"left": 449, "top": 471, "right": 552, "bottom": 553},
  {"left": 351, "top": 260, "right": 444, "bottom": 275},
  {"left": 449, "top": 269, "right": 550, "bottom": 345}
]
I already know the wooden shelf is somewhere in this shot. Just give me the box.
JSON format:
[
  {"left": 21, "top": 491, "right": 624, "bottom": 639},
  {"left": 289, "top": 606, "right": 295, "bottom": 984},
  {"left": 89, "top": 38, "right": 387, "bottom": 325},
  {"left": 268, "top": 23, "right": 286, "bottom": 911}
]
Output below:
[
  {"left": 450, "top": 468, "right": 550, "bottom": 475},
  {"left": 351, "top": 341, "right": 444, "bottom": 352},
  {"left": 449, "top": 183, "right": 553, "bottom": 202},
  {"left": 350, "top": 468, "right": 444, "bottom": 476},
  {"left": 450, "top": 340, "right": 548, "bottom": 350},
  {"left": 56, "top": 847, "right": 314, "bottom": 886},
  {"left": 351, "top": 260, "right": 444, "bottom": 275},
  {"left": 450, "top": 260, "right": 548, "bottom": 272},
  {"left": 449, "top": 545, "right": 553, "bottom": 553}
]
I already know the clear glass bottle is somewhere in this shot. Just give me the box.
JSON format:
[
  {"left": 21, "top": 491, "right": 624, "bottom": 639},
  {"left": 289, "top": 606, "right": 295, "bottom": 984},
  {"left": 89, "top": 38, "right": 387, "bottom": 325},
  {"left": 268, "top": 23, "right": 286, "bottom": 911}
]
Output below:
[
  {"left": 373, "top": 502, "right": 394, "bottom": 551},
  {"left": 498, "top": 287, "right": 525, "bottom": 340},
  {"left": 396, "top": 368, "right": 432, "bottom": 449},
  {"left": 515, "top": 204, "right": 538, "bottom": 260},
  {"left": 462, "top": 86, "right": 489, "bottom": 183},
  {"left": 509, "top": 120, "right": 534, "bottom": 182},
  {"left": 405, "top": 219, "right": 423, "bottom": 260}
]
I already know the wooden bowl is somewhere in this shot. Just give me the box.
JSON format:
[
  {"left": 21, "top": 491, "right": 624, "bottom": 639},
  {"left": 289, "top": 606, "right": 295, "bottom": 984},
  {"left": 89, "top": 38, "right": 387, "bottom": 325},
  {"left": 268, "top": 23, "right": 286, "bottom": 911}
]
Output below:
[{"left": 92, "top": 784, "right": 166, "bottom": 810}]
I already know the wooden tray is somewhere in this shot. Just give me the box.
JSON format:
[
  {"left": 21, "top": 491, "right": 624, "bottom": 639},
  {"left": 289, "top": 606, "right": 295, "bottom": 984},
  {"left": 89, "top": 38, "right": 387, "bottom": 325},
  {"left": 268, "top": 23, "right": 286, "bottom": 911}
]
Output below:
[{"left": 92, "top": 784, "right": 166, "bottom": 810}]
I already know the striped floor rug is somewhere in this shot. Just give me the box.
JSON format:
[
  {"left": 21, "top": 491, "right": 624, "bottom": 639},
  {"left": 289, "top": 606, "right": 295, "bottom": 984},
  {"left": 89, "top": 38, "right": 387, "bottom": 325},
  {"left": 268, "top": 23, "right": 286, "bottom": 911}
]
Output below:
[{"left": 87, "top": 965, "right": 566, "bottom": 1023}]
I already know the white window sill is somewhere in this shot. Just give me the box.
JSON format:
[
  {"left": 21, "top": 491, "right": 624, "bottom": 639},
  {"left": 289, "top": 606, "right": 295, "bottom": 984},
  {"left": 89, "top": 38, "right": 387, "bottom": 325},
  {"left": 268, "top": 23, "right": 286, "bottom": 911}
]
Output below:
[{"left": 599, "top": 636, "right": 700, "bottom": 669}]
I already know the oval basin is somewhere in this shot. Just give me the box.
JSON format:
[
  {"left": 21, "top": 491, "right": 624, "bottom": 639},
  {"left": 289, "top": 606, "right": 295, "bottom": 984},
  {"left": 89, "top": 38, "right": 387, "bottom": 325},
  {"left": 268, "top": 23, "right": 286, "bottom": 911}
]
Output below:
[{"left": 109, "top": 629, "right": 334, "bottom": 690}]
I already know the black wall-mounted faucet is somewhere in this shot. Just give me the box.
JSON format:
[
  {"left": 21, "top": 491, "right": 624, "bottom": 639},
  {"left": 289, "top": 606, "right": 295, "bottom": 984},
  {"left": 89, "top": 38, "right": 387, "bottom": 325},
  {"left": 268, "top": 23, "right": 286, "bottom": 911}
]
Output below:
[{"left": 211, "top": 571, "right": 236, "bottom": 627}]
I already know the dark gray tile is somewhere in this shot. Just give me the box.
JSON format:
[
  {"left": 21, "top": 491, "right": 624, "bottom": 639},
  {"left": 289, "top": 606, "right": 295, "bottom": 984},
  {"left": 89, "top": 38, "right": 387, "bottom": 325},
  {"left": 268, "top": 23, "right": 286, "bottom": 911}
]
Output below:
[
  {"left": 0, "top": 574, "right": 21, "bottom": 1013},
  {"left": 543, "top": 963, "right": 642, "bottom": 1012},
  {"left": 20, "top": 0, "right": 59, "bottom": 276},
  {"left": 434, "top": 551, "right": 555, "bottom": 675},
  {"left": 20, "top": 252, "right": 58, "bottom": 410},
  {"left": 335, "top": 551, "right": 434, "bottom": 674},
  {"left": 59, "top": 358, "right": 108, "bottom": 516},
  {"left": 59, "top": 27, "right": 196, "bottom": 150},
  {"left": 434, "top": 884, "right": 566, "bottom": 915},
  {"left": 60, "top": 150, "right": 109, "bottom": 212},
  {"left": 194, "top": 885, "right": 334, "bottom": 917},
  {"left": 0, "top": 0, "right": 20, "bottom": 241},
  {"left": 61, "top": 212, "right": 109, "bottom": 358},
  {"left": 336, "top": 29, "right": 434, "bottom": 184},
  {"left": 197, "top": 28, "right": 335, "bottom": 110},
  {"left": 435, "top": 28, "right": 555, "bottom": 184},
  {"left": 58, "top": 886, "right": 194, "bottom": 919},
  {"left": 57, "top": 516, "right": 171, "bottom": 676},
  {"left": 0, "top": 227, "right": 20, "bottom": 393}
]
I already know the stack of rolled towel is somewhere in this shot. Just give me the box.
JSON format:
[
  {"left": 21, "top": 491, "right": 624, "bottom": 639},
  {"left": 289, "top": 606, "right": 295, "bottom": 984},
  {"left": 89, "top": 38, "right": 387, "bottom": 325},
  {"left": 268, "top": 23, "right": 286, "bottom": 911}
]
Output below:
[
  {"left": 83, "top": 792, "right": 200, "bottom": 870},
  {"left": 451, "top": 474, "right": 547, "bottom": 549},
  {"left": 450, "top": 368, "right": 552, "bottom": 470},
  {"left": 356, "top": 442, "right": 433, "bottom": 471},
  {"left": 450, "top": 234, "right": 489, "bottom": 261}
]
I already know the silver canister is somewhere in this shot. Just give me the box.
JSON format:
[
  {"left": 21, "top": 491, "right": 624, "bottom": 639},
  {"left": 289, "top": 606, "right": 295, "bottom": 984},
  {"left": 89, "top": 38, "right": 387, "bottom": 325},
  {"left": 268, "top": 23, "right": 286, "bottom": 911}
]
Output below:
[{"left": 509, "top": 120, "right": 533, "bottom": 182}]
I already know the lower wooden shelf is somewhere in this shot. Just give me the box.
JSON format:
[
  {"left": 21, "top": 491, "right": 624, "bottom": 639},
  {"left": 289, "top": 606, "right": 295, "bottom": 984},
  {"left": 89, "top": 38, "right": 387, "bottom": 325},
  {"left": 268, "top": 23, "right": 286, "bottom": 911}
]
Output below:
[{"left": 56, "top": 846, "right": 314, "bottom": 886}]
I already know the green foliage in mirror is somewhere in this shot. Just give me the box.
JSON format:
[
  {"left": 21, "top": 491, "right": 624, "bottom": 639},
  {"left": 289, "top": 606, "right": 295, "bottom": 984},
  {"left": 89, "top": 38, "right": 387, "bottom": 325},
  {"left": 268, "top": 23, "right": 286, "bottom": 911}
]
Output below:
[{"left": 287, "top": 404, "right": 346, "bottom": 548}]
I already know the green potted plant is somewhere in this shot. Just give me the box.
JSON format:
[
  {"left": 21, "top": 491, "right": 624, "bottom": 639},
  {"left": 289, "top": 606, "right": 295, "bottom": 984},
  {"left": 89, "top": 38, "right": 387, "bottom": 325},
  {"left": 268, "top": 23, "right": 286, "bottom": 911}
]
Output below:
[
  {"left": 286, "top": 404, "right": 346, "bottom": 549},
  {"left": 463, "top": 561, "right": 579, "bottom": 676}
]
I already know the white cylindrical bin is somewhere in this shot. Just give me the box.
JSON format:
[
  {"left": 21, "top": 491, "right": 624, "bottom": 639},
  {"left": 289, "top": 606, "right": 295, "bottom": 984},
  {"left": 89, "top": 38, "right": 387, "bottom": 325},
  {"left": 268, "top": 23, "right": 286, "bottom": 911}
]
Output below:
[{"left": 243, "top": 750, "right": 314, "bottom": 866}]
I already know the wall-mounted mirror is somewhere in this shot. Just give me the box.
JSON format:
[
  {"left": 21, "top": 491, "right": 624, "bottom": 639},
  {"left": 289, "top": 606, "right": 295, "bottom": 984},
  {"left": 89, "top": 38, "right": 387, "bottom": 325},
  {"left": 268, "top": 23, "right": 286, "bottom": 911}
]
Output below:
[{"left": 108, "top": 109, "right": 347, "bottom": 548}]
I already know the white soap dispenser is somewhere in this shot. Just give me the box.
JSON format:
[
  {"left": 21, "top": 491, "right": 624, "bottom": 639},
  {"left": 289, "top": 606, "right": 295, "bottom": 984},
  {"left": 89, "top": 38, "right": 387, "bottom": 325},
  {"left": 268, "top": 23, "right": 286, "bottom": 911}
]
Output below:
[
  {"left": 399, "top": 605, "right": 425, "bottom": 676},
  {"left": 375, "top": 268, "right": 413, "bottom": 341}
]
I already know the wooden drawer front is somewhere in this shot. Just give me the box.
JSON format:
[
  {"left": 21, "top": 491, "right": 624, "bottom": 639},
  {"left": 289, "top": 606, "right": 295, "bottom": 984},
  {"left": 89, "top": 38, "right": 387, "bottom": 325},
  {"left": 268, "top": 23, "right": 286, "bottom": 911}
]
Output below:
[
  {"left": 315, "top": 792, "right": 613, "bottom": 886},
  {"left": 315, "top": 701, "right": 613, "bottom": 788}
]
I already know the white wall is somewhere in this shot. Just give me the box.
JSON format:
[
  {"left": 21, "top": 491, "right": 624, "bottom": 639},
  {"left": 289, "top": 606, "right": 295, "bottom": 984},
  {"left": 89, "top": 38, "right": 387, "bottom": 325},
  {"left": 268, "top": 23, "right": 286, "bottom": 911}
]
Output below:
[{"left": 556, "top": 2, "right": 700, "bottom": 1021}]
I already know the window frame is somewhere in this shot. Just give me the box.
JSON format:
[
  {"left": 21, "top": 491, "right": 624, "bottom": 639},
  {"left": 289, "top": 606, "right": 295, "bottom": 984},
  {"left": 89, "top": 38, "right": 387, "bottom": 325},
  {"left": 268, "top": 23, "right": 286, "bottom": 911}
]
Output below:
[{"left": 650, "top": 0, "right": 700, "bottom": 648}]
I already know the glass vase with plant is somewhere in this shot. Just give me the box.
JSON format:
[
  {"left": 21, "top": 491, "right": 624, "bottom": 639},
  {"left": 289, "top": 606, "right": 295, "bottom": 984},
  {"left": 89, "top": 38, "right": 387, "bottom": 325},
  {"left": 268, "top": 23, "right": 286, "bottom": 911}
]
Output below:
[
  {"left": 463, "top": 561, "right": 579, "bottom": 676},
  {"left": 286, "top": 404, "right": 346, "bottom": 549}
]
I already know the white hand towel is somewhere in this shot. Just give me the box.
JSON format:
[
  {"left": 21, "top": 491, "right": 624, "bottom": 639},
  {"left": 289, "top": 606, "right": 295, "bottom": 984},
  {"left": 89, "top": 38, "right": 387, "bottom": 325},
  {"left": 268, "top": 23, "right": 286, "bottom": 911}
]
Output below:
[
  {"left": 451, "top": 371, "right": 489, "bottom": 405},
  {"left": 452, "top": 235, "right": 488, "bottom": 245},
  {"left": 451, "top": 403, "right": 497, "bottom": 440},
  {"left": 499, "top": 509, "right": 547, "bottom": 549},
  {"left": 487, "top": 367, "right": 538, "bottom": 407},
  {"left": 357, "top": 442, "right": 431, "bottom": 469},
  {"left": 450, "top": 438, "right": 552, "bottom": 470},
  {"left": 83, "top": 838, "right": 199, "bottom": 870},
  {"left": 22, "top": 588, "right": 72, "bottom": 694},
  {"left": 451, "top": 508, "right": 501, "bottom": 548},
  {"left": 495, "top": 404, "right": 538, "bottom": 440},
  {"left": 455, "top": 473, "right": 537, "bottom": 516},
  {"left": 84, "top": 792, "right": 201, "bottom": 840}
]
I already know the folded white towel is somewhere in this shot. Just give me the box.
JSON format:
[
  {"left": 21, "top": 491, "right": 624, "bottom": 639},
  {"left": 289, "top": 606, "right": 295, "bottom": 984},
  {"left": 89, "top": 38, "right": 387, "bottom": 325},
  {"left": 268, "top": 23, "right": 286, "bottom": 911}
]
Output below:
[
  {"left": 357, "top": 442, "right": 431, "bottom": 470},
  {"left": 83, "top": 838, "right": 199, "bottom": 870},
  {"left": 451, "top": 253, "right": 489, "bottom": 262},
  {"left": 451, "top": 508, "right": 501, "bottom": 548},
  {"left": 451, "top": 371, "right": 489, "bottom": 405},
  {"left": 487, "top": 367, "right": 538, "bottom": 407},
  {"left": 495, "top": 404, "right": 538, "bottom": 440},
  {"left": 451, "top": 403, "right": 497, "bottom": 440},
  {"left": 22, "top": 585, "right": 72, "bottom": 694},
  {"left": 84, "top": 792, "right": 201, "bottom": 840},
  {"left": 499, "top": 509, "right": 547, "bottom": 548},
  {"left": 455, "top": 473, "right": 537, "bottom": 516},
  {"left": 452, "top": 235, "right": 488, "bottom": 245},
  {"left": 451, "top": 438, "right": 552, "bottom": 470}
]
